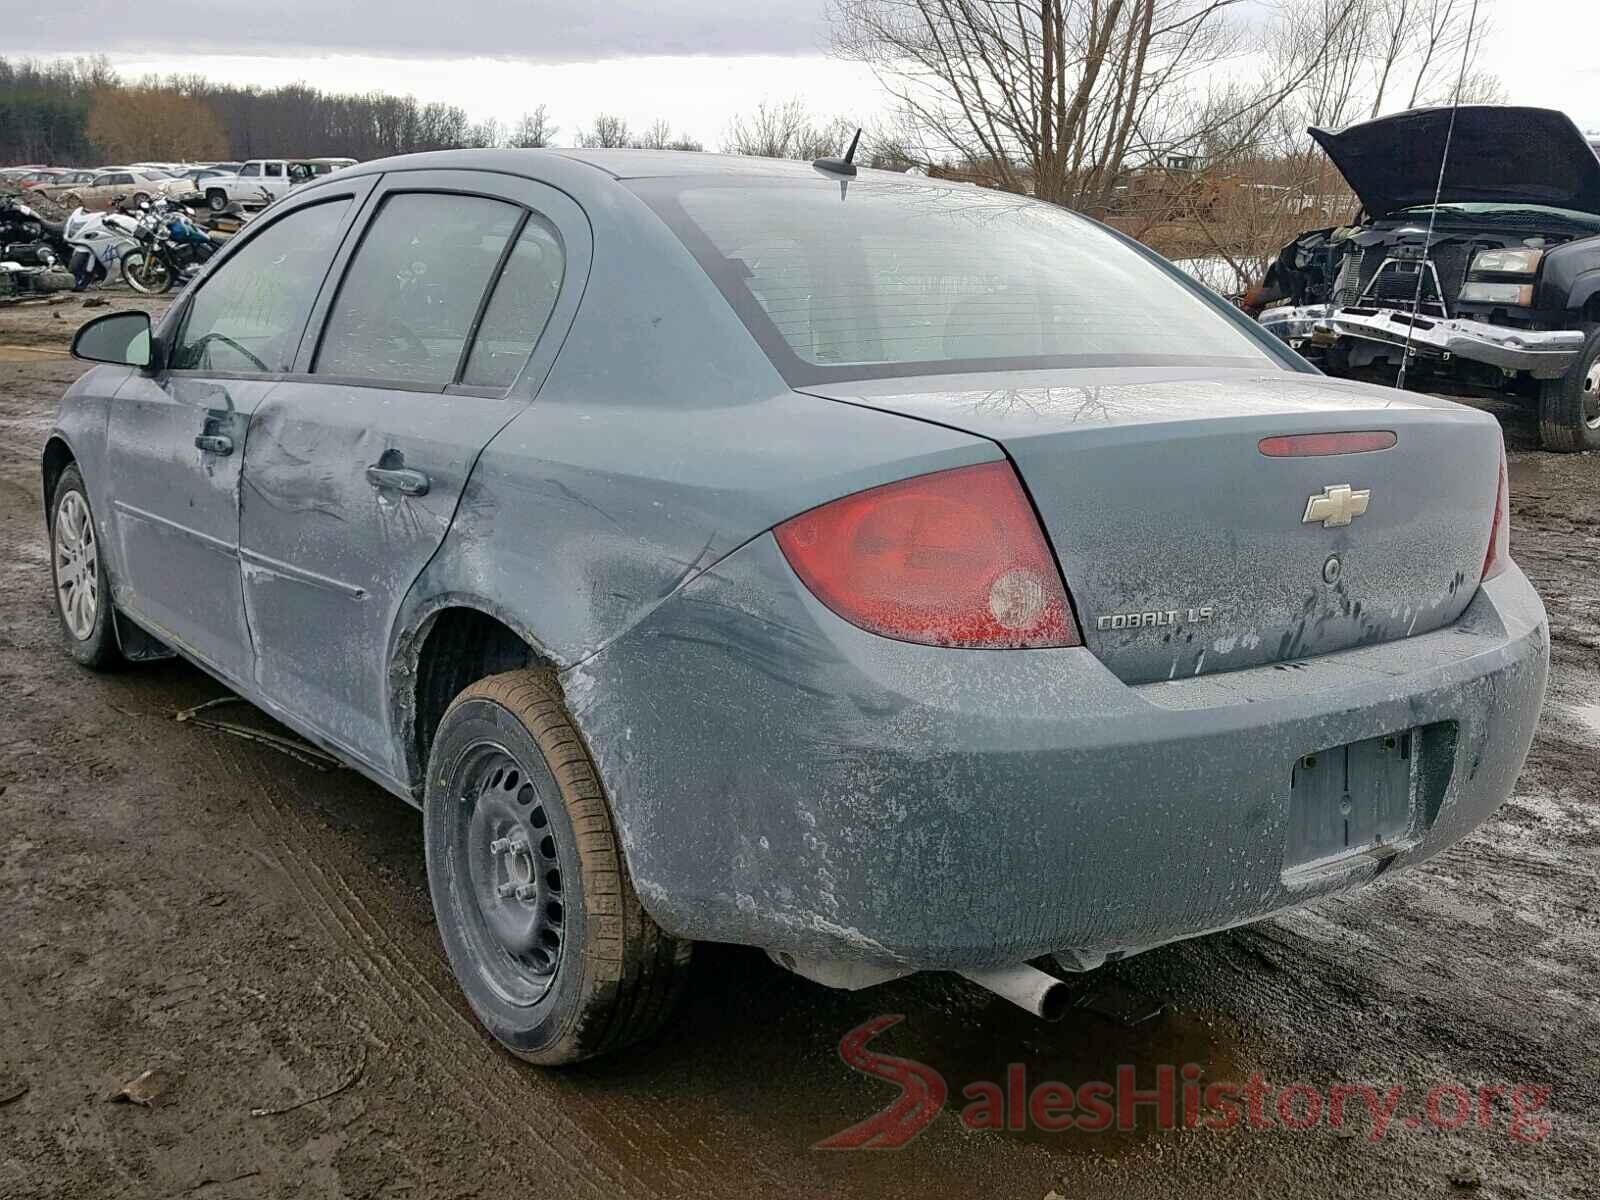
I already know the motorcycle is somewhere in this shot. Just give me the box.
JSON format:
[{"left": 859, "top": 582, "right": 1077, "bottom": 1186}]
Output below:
[
  {"left": 120, "top": 201, "right": 222, "bottom": 295},
  {"left": 63, "top": 197, "right": 141, "bottom": 290},
  {"left": 0, "top": 196, "right": 75, "bottom": 298}
]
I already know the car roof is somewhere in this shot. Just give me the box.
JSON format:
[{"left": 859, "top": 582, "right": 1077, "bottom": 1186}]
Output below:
[{"left": 337, "top": 146, "right": 918, "bottom": 186}]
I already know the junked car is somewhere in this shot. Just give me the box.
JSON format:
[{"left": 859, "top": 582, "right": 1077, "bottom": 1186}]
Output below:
[
  {"left": 45, "top": 166, "right": 188, "bottom": 210},
  {"left": 1255, "top": 106, "right": 1600, "bottom": 451},
  {"left": 46, "top": 148, "right": 1548, "bottom": 1063}
]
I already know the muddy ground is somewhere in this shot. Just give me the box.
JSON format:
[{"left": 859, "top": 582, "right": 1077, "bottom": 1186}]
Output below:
[{"left": 1, "top": 294, "right": 1597, "bottom": 1199}]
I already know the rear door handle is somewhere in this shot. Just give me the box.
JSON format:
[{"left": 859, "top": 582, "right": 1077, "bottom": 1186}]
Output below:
[
  {"left": 194, "top": 434, "right": 233, "bottom": 456},
  {"left": 366, "top": 464, "right": 430, "bottom": 497}
]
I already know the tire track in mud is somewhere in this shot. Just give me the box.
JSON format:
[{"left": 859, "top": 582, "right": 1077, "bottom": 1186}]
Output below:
[
  {"left": 199, "top": 731, "right": 726, "bottom": 1198},
  {"left": 201, "top": 733, "right": 629, "bottom": 1195}
]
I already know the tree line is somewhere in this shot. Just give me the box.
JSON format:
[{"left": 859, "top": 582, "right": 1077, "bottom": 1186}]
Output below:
[{"left": 1, "top": 56, "right": 800, "bottom": 166}]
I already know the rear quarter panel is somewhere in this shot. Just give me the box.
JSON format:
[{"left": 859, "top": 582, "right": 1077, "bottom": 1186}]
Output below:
[{"left": 389, "top": 173, "right": 998, "bottom": 788}]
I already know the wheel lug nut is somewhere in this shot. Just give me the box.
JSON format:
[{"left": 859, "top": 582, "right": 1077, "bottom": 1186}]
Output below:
[
  {"left": 489, "top": 837, "right": 510, "bottom": 854},
  {"left": 515, "top": 884, "right": 537, "bottom": 901},
  {"left": 496, "top": 882, "right": 517, "bottom": 898},
  {"left": 508, "top": 837, "right": 528, "bottom": 855}
]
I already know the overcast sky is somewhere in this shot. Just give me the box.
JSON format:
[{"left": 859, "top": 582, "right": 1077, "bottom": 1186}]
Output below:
[{"left": 12, "top": 1, "right": 1600, "bottom": 148}]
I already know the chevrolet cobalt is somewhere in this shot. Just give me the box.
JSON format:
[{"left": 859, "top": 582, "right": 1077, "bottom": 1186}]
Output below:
[{"left": 45, "top": 149, "right": 1548, "bottom": 1062}]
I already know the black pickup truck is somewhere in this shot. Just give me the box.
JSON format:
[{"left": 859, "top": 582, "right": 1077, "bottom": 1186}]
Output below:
[{"left": 1256, "top": 106, "right": 1600, "bottom": 451}]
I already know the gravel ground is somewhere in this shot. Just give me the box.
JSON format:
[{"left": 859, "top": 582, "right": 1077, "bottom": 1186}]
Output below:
[{"left": 1, "top": 294, "right": 1597, "bottom": 1199}]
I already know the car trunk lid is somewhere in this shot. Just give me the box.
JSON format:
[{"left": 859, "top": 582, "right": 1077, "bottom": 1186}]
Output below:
[{"left": 801, "top": 367, "right": 1502, "bottom": 683}]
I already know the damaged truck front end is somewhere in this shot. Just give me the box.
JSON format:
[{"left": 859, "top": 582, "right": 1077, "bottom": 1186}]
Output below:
[{"left": 1256, "top": 106, "right": 1600, "bottom": 450}]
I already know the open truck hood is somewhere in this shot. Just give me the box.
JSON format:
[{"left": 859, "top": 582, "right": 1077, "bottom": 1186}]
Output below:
[
  {"left": 802, "top": 367, "right": 1502, "bottom": 683},
  {"left": 1310, "top": 105, "right": 1600, "bottom": 218}
]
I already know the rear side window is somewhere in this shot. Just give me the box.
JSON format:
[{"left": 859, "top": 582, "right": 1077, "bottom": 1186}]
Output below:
[
  {"left": 460, "top": 217, "right": 565, "bottom": 388},
  {"left": 171, "top": 199, "right": 352, "bottom": 373},
  {"left": 639, "top": 179, "right": 1276, "bottom": 383},
  {"left": 265, "top": 162, "right": 284, "bottom": 178},
  {"left": 314, "top": 192, "right": 521, "bottom": 386}
]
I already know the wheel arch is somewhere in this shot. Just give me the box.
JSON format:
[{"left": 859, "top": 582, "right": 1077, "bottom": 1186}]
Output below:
[
  {"left": 41, "top": 434, "right": 77, "bottom": 514},
  {"left": 388, "top": 594, "right": 564, "bottom": 803}
]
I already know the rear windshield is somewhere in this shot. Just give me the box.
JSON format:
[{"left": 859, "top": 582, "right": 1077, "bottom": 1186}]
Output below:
[{"left": 635, "top": 176, "right": 1277, "bottom": 384}]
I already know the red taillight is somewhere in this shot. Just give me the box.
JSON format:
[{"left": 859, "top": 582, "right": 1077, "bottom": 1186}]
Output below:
[
  {"left": 1482, "top": 445, "right": 1510, "bottom": 581},
  {"left": 774, "top": 461, "right": 1081, "bottom": 648}
]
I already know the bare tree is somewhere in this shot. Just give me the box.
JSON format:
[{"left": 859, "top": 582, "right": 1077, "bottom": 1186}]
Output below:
[
  {"left": 632, "top": 118, "right": 705, "bottom": 151},
  {"left": 576, "top": 113, "right": 631, "bottom": 148},
  {"left": 87, "top": 84, "right": 228, "bottom": 162},
  {"left": 723, "top": 98, "right": 854, "bottom": 160},
  {"left": 634, "top": 118, "right": 675, "bottom": 149},
  {"left": 832, "top": 1, "right": 1266, "bottom": 206},
  {"left": 1160, "top": 0, "right": 1496, "bottom": 294},
  {"left": 465, "top": 116, "right": 504, "bottom": 148},
  {"left": 509, "top": 106, "right": 558, "bottom": 148}
]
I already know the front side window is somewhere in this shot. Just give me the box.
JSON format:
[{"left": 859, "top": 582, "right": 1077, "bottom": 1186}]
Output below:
[
  {"left": 460, "top": 217, "right": 566, "bottom": 388},
  {"left": 171, "top": 199, "right": 352, "bottom": 373},
  {"left": 638, "top": 178, "right": 1278, "bottom": 384},
  {"left": 240, "top": 163, "right": 260, "bottom": 177},
  {"left": 314, "top": 192, "right": 520, "bottom": 386}
]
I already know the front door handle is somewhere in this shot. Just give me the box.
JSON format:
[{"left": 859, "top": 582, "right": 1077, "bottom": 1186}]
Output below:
[
  {"left": 194, "top": 434, "right": 233, "bottom": 456},
  {"left": 366, "top": 464, "right": 430, "bottom": 497}
]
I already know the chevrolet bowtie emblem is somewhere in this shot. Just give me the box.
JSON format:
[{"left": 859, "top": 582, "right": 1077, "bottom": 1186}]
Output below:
[{"left": 1303, "top": 484, "right": 1371, "bottom": 528}]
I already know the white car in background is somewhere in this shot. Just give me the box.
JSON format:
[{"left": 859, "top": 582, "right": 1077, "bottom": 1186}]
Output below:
[{"left": 198, "top": 157, "right": 358, "bottom": 211}]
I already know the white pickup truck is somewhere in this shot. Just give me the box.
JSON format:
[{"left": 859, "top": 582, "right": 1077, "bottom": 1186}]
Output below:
[{"left": 198, "top": 157, "right": 357, "bottom": 212}]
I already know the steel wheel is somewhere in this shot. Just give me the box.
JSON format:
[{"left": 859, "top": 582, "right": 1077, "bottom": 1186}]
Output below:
[
  {"left": 443, "top": 741, "right": 568, "bottom": 1006},
  {"left": 424, "top": 670, "right": 691, "bottom": 1063},
  {"left": 54, "top": 488, "right": 99, "bottom": 641}
]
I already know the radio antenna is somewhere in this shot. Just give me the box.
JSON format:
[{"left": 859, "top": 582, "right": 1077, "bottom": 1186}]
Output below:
[{"left": 1395, "top": 0, "right": 1481, "bottom": 390}]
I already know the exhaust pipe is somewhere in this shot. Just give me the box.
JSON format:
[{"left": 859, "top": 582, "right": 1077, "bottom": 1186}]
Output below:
[{"left": 958, "top": 964, "right": 1072, "bottom": 1022}]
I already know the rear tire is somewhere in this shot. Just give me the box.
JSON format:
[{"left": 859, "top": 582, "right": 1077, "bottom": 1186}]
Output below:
[
  {"left": 48, "top": 465, "right": 122, "bottom": 670},
  {"left": 1539, "top": 327, "right": 1600, "bottom": 452},
  {"left": 423, "top": 669, "right": 692, "bottom": 1065}
]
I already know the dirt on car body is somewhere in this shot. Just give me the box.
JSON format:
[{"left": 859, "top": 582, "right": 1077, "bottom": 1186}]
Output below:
[{"left": 1, "top": 297, "right": 1597, "bottom": 1199}]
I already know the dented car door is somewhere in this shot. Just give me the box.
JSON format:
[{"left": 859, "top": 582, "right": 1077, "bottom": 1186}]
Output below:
[
  {"left": 106, "top": 192, "right": 365, "bottom": 682},
  {"left": 237, "top": 171, "right": 579, "bottom": 776}
]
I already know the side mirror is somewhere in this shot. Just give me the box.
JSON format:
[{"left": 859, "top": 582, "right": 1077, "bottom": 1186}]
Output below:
[{"left": 72, "top": 311, "right": 155, "bottom": 369}]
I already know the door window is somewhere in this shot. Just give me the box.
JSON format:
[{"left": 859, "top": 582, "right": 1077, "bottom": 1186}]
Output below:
[
  {"left": 314, "top": 192, "right": 520, "bottom": 387},
  {"left": 265, "top": 162, "right": 284, "bottom": 178},
  {"left": 170, "top": 199, "right": 352, "bottom": 374},
  {"left": 240, "top": 163, "right": 261, "bottom": 177},
  {"left": 460, "top": 217, "right": 566, "bottom": 388}
]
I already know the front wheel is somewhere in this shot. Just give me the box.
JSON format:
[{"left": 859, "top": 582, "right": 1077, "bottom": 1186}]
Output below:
[
  {"left": 48, "top": 465, "right": 122, "bottom": 670},
  {"left": 1539, "top": 327, "right": 1600, "bottom": 452},
  {"left": 120, "top": 248, "right": 172, "bottom": 294},
  {"left": 424, "top": 670, "right": 692, "bottom": 1065},
  {"left": 207, "top": 190, "right": 228, "bottom": 213}
]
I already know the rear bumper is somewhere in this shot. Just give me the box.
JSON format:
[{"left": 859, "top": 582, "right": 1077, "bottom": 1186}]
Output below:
[
  {"left": 564, "top": 536, "right": 1548, "bottom": 970},
  {"left": 1262, "top": 304, "right": 1584, "bottom": 379}
]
